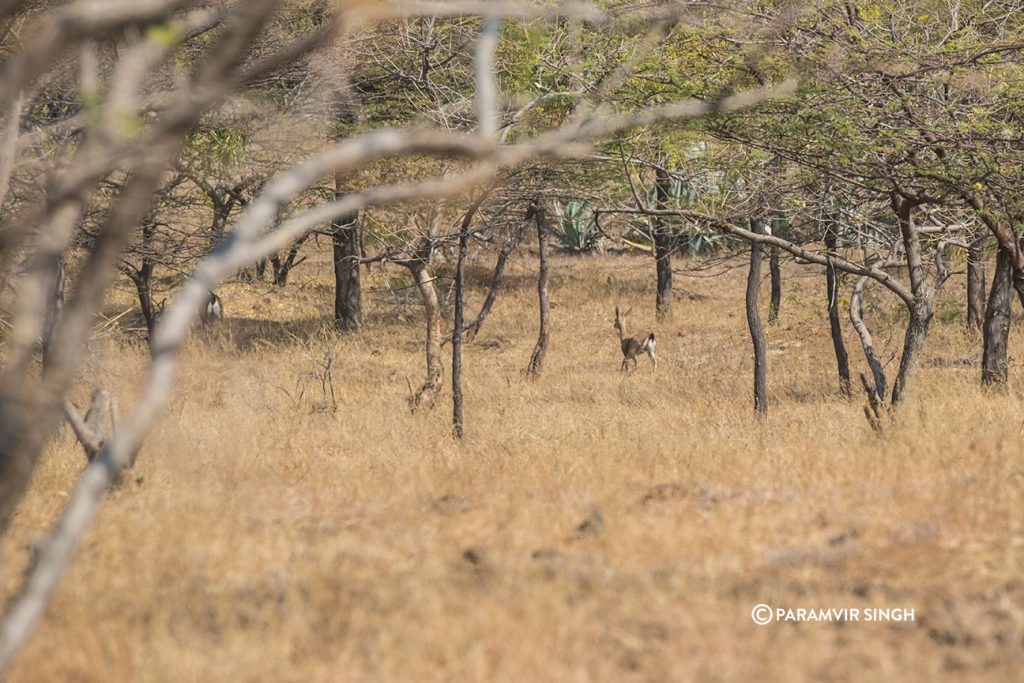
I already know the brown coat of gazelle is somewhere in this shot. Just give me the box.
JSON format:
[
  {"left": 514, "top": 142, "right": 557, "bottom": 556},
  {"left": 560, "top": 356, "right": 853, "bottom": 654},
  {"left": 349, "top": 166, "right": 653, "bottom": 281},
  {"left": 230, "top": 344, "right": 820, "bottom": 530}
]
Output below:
[{"left": 614, "top": 306, "right": 657, "bottom": 372}]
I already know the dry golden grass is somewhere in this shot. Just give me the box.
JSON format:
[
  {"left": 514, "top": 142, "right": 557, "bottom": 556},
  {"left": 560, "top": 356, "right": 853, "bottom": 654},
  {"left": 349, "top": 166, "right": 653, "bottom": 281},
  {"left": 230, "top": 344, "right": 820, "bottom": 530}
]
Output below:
[{"left": 3, "top": 248, "right": 1023, "bottom": 682}]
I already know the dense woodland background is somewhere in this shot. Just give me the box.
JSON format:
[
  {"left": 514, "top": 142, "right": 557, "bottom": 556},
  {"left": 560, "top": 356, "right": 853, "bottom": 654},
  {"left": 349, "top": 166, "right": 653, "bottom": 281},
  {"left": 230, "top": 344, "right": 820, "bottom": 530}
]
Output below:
[{"left": 0, "top": 1, "right": 1023, "bottom": 680}]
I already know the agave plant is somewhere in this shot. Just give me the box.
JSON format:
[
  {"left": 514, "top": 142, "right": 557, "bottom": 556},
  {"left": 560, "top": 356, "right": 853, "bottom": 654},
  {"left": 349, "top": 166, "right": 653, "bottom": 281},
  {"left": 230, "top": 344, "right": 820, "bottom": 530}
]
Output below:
[
  {"left": 627, "top": 173, "right": 724, "bottom": 258},
  {"left": 551, "top": 199, "right": 599, "bottom": 253}
]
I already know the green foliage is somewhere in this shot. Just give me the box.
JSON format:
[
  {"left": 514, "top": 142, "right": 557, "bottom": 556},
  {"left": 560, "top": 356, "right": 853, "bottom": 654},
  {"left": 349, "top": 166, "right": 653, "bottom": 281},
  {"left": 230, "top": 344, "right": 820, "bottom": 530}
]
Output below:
[
  {"left": 146, "top": 23, "right": 182, "bottom": 49},
  {"left": 551, "top": 199, "right": 599, "bottom": 253},
  {"left": 184, "top": 128, "right": 249, "bottom": 173},
  {"left": 627, "top": 171, "right": 725, "bottom": 258}
]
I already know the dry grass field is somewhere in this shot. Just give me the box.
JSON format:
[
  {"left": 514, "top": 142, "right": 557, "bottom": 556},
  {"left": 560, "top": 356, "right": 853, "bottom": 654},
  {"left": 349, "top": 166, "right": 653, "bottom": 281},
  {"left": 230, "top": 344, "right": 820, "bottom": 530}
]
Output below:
[{"left": 2, "top": 247, "right": 1023, "bottom": 682}]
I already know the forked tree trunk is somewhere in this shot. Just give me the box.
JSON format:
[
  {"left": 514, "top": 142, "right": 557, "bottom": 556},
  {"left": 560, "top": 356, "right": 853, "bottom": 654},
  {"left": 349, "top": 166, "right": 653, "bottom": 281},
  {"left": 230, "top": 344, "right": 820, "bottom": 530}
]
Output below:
[
  {"left": 63, "top": 389, "right": 118, "bottom": 463},
  {"left": 747, "top": 218, "right": 767, "bottom": 414},
  {"left": 409, "top": 262, "right": 443, "bottom": 408},
  {"left": 768, "top": 246, "right": 781, "bottom": 325},
  {"left": 982, "top": 246, "right": 1013, "bottom": 385},
  {"left": 967, "top": 235, "right": 987, "bottom": 330},
  {"left": 332, "top": 180, "right": 361, "bottom": 331},
  {"left": 128, "top": 222, "right": 158, "bottom": 342},
  {"left": 653, "top": 167, "right": 673, "bottom": 320},
  {"left": 442, "top": 233, "right": 516, "bottom": 344},
  {"left": 889, "top": 195, "right": 935, "bottom": 408},
  {"left": 270, "top": 234, "right": 310, "bottom": 287},
  {"left": 527, "top": 203, "right": 550, "bottom": 375},
  {"left": 891, "top": 301, "right": 933, "bottom": 406},
  {"left": 824, "top": 231, "right": 851, "bottom": 396}
]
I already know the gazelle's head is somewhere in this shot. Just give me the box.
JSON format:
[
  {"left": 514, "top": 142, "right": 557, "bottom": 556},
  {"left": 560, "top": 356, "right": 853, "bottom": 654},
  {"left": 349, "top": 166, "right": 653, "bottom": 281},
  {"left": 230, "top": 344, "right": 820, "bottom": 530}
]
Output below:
[{"left": 614, "top": 306, "right": 631, "bottom": 335}]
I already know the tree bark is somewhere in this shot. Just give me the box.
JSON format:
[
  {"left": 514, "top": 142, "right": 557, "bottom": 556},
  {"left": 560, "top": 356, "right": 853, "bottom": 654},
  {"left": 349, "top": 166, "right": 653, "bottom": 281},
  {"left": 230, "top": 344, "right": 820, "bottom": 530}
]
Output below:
[
  {"left": 0, "top": 91, "right": 24, "bottom": 211},
  {"left": 893, "top": 196, "right": 927, "bottom": 294},
  {"left": 208, "top": 187, "right": 235, "bottom": 250},
  {"left": 958, "top": 187, "right": 1024, "bottom": 305},
  {"left": 527, "top": 202, "right": 550, "bottom": 375},
  {"left": 41, "top": 256, "right": 64, "bottom": 372},
  {"left": 982, "top": 246, "right": 1013, "bottom": 385},
  {"left": 747, "top": 218, "right": 767, "bottom": 414},
  {"left": 891, "top": 301, "right": 933, "bottom": 406},
  {"left": 849, "top": 276, "right": 887, "bottom": 403},
  {"left": 127, "top": 220, "right": 157, "bottom": 343},
  {"left": 0, "top": 137, "right": 179, "bottom": 541},
  {"left": 452, "top": 224, "right": 467, "bottom": 438},
  {"left": 270, "top": 234, "right": 310, "bottom": 287},
  {"left": 132, "top": 263, "right": 155, "bottom": 328},
  {"left": 449, "top": 193, "right": 488, "bottom": 437},
  {"left": 889, "top": 194, "right": 934, "bottom": 408},
  {"left": 127, "top": 260, "right": 157, "bottom": 350},
  {"left": 768, "top": 246, "right": 781, "bottom": 324},
  {"left": 653, "top": 166, "right": 673, "bottom": 320},
  {"left": 409, "top": 262, "right": 443, "bottom": 408},
  {"left": 824, "top": 231, "right": 851, "bottom": 396},
  {"left": 441, "top": 233, "right": 516, "bottom": 345},
  {"left": 332, "top": 178, "right": 361, "bottom": 331},
  {"left": 967, "top": 235, "right": 987, "bottom": 329}
]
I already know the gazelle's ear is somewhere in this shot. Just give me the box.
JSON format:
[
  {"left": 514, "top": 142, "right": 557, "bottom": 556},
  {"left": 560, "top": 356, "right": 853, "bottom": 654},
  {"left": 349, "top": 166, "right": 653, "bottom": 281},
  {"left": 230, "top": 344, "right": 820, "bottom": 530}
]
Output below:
[{"left": 614, "top": 306, "right": 620, "bottom": 317}]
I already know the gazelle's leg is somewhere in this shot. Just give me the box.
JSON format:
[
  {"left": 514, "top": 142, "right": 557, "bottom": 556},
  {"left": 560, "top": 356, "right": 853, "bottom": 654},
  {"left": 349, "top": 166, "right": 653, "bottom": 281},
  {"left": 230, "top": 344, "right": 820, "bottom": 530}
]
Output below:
[
  {"left": 621, "top": 357, "right": 628, "bottom": 372},
  {"left": 646, "top": 345, "right": 657, "bottom": 372},
  {"left": 633, "top": 356, "right": 638, "bottom": 370}
]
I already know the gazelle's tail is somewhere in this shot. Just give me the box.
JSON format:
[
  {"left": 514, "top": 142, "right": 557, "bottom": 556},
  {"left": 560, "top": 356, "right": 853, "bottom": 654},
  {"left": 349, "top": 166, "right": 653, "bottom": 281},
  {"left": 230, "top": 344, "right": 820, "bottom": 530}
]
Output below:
[{"left": 644, "top": 332, "right": 656, "bottom": 350}]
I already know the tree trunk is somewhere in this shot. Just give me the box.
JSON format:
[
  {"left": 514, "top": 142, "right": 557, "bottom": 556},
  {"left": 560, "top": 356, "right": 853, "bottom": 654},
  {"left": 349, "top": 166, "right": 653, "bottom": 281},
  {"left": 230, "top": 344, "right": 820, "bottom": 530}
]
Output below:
[
  {"left": 41, "top": 256, "right": 65, "bottom": 372},
  {"left": 958, "top": 187, "right": 1024, "bottom": 311},
  {"left": 889, "top": 194, "right": 933, "bottom": 408},
  {"left": 128, "top": 221, "right": 158, "bottom": 350},
  {"left": 442, "top": 233, "right": 517, "bottom": 344},
  {"left": 208, "top": 188, "right": 234, "bottom": 250},
  {"left": 824, "top": 231, "right": 851, "bottom": 396},
  {"left": 0, "top": 402, "right": 54, "bottom": 540},
  {"left": 894, "top": 194, "right": 928, "bottom": 296},
  {"left": 982, "top": 246, "right": 1013, "bottom": 385},
  {"left": 0, "top": 91, "right": 24, "bottom": 210},
  {"left": 849, "top": 276, "right": 887, "bottom": 402},
  {"left": 527, "top": 202, "right": 550, "bottom": 375},
  {"left": 967, "top": 235, "right": 987, "bottom": 329},
  {"left": 409, "top": 262, "right": 443, "bottom": 408},
  {"left": 133, "top": 262, "right": 155, "bottom": 331},
  {"left": 449, "top": 193, "right": 489, "bottom": 436},
  {"left": 452, "top": 225, "right": 468, "bottom": 438},
  {"left": 270, "top": 234, "right": 310, "bottom": 287},
  {"left": 129, "top": 260, "right": 158, "bottom": 355},
  {"left": 768, "top": 246, "right": 781, "bottom": 324},
  {"left": 653, "top": 167, "right": 673, "bottom": 320},
  {"left": 332, "top": 182, "right": 361, "bottom": 331},
  {"left": 747, "top": 218, "right": 767, "bottom": 414},
  {"left": 890, "top": 300, "right": 933, "bottom": 407}
]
